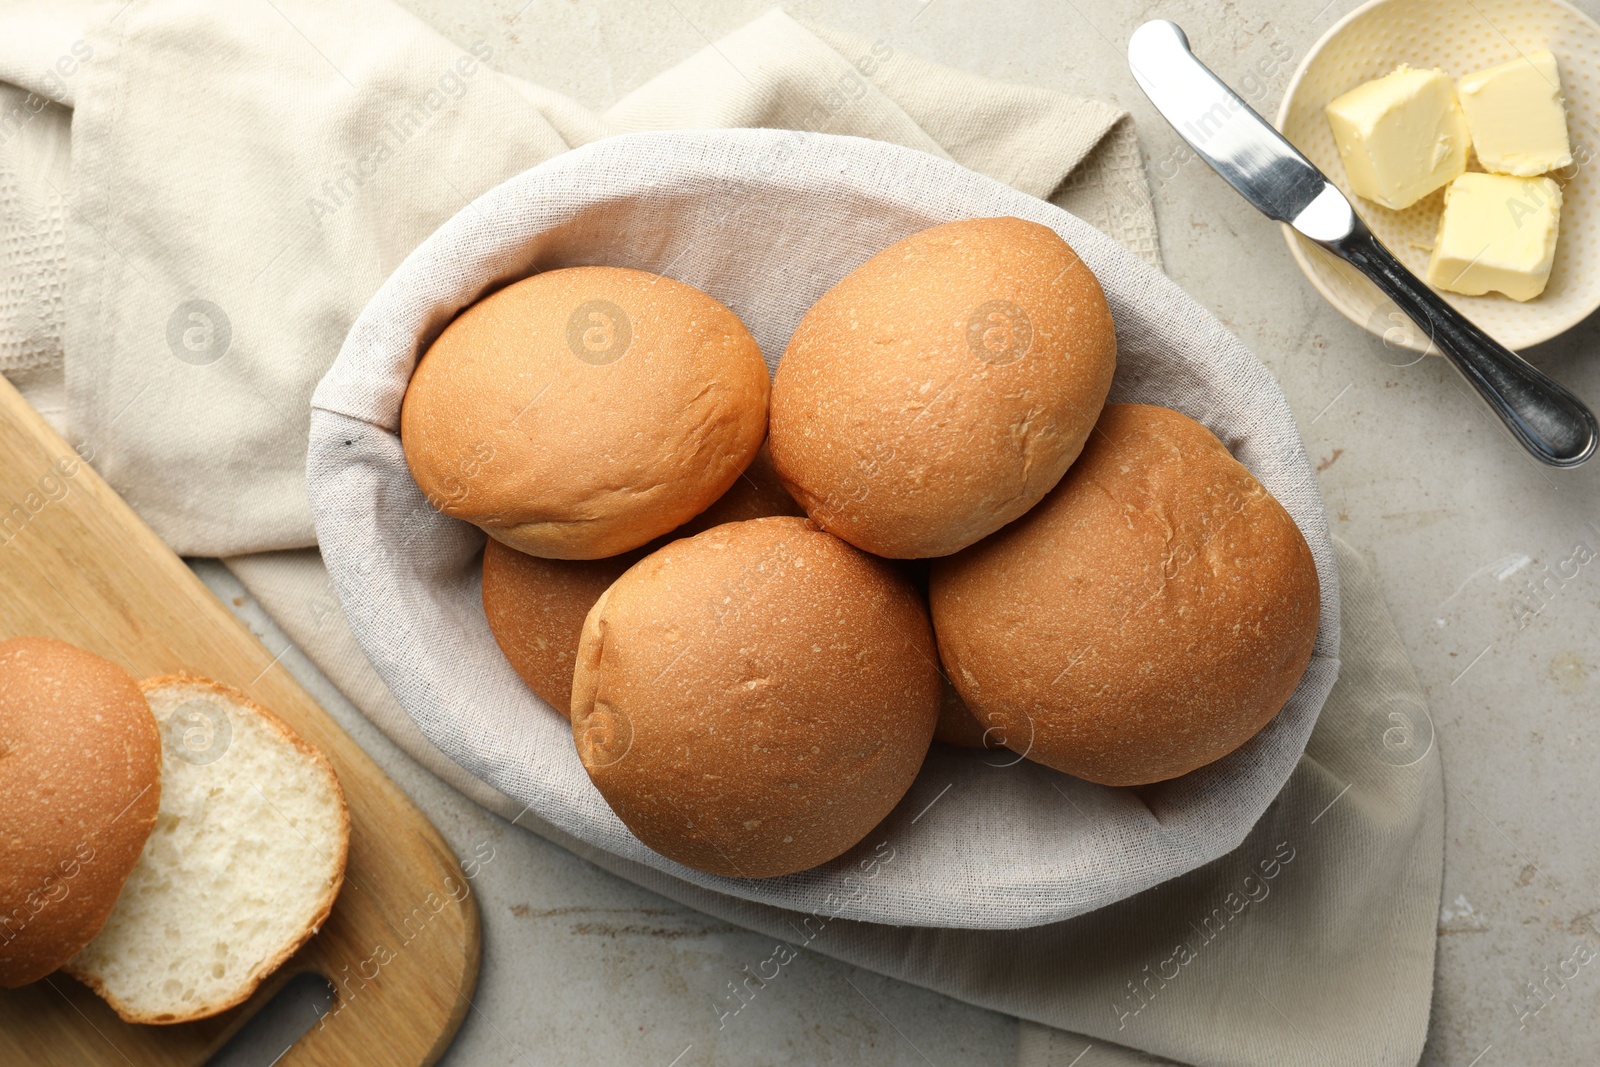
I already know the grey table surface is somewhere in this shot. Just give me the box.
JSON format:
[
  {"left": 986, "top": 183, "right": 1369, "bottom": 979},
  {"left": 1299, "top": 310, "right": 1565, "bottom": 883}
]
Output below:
[{"left": 198, "top": 1, "right": 1600, "bottom": 1064}]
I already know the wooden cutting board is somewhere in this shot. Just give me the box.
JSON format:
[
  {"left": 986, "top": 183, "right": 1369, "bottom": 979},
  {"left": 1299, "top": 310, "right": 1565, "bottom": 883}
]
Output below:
[{"left": 0, "top": 374, "right": 480, "bottom": 1064}]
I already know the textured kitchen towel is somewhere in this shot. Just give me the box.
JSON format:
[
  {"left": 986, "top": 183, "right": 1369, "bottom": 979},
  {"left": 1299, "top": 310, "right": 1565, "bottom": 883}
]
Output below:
[
  {"left": 304, "top": 127, "right": 1340, "bottom": 930},
  {"left": 0, "top": 0, "right": 1155, "bottom": 557},
  {"left": 0, "top": 0, "right": 77, "bottom": 430}
]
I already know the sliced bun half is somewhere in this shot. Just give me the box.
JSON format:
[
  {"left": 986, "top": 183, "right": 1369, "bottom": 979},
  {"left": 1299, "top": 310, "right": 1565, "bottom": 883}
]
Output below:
[{"left": 65, "top": 675, "right": 350, "bottom": 1024}]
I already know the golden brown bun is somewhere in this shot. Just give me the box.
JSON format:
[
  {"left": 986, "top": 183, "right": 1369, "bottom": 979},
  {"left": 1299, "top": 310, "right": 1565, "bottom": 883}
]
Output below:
[
  {"left": 401, "top": 266, "right": 770, "bottom": 559},
  {"left": 769, "top": 217, "right": 1116, "bottom": 558},
  {"left": 484, "top": 544, "right": 638, "bottom": 719},
  {"left": 570, "top": 516, "right": 940, "bottom": 878},
  {"left": 482, "top": 445, "right": 803, "bottom": 717},
  {"left": 929, "top": 404, "right": 1321, "bottom": 786},
  {"left": 0, "top": 638, "right": 160, "bottom": 989}
]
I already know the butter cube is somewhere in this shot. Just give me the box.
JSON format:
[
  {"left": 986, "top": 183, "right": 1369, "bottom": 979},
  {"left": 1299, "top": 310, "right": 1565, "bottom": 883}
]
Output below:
[
  {"left": 1426, "top": 173, "right": 1561, "bottom": 301},
  {"left": 1326, "top": 66, "right": 1471, "bottom": 209},
  {"left": 1456, "top": 50, "right": 1572, "bottom": 176}
]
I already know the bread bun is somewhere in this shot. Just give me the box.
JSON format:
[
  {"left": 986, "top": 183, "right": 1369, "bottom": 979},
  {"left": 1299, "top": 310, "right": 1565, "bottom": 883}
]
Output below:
[
  {"left": 482, "top": 444, "right": 802, "bottom": 716},
  {"left": 929, "top": 404, "right": 1320, "bottom": 786},
  {"left": 65, "top": 675, "right": 349, "bottom": 1024},
  {"left": 402, "top": 266, "right": 770, "bottom": 559},
  {"left": 484, "top": 544, "right": 638, "bottom": 719},
  {"left": 0, "top": 638, "right": 160, "bottom": 989},
  {"left": 769, "top": 217, "right": 1116, "bottom": 558},
  {"left": 570, "top": 516, "right": 940, "bottom": 878}
]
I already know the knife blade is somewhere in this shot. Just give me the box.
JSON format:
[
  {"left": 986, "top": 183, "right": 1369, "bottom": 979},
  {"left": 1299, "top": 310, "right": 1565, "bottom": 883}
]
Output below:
[
  {"left": 1126, "top": 19, "right": 1597, "bottom": 468},
  {"left": 1127, "top": 20, "right": 1354, "bottom": 243}
]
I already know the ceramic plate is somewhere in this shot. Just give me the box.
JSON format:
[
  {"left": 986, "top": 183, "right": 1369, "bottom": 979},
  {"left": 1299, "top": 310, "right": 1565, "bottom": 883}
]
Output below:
[{"left": 1278, "top": 0, "right": 1600, "bottom": 352}]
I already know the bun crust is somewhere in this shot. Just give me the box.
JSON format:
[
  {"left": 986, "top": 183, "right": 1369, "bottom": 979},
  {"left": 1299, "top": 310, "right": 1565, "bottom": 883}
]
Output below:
[
  {"left": 769, "top": 217, "right": 1116, "bottom": 558},
  {"left": 484, "top": 543, "right": 638, "bottom": 718},
  {"left": 402, "top": 266, "right": 770, "bottom": 559},
  {"left": 929, "top": 404, "right": 1321, "bottom": 786},
  {"left": 482, "top": 445, "right": 802, "bottom": 716},
  {"left": 0, "top": 637, "right": 160, "bottom": 989},
  {"left": 570, "top": 516, "right": 940, "bottom": 878}
]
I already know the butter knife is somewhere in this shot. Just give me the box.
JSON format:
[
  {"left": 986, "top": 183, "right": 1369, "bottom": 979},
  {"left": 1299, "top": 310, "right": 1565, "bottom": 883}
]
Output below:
[{"left": 1127, "top": 19, "right": 1597, "bottom": 468}]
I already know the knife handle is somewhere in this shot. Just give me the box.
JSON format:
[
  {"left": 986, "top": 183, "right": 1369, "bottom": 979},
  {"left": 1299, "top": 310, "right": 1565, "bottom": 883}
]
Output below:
[{"left": 1330, "top": 226, "right": 1597, "bottom": 467}]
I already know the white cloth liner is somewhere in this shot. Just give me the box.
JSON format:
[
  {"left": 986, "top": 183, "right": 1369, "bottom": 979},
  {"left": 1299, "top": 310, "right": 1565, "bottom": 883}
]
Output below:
[{"left": 307, "top": 128, "right": 1340, "bottom": 930}]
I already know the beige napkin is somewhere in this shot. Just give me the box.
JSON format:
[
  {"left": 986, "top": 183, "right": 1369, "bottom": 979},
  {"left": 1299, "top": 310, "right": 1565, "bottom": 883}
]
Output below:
[{"left": 0, "top": 1, "right": 1441, "bottom": 1063}]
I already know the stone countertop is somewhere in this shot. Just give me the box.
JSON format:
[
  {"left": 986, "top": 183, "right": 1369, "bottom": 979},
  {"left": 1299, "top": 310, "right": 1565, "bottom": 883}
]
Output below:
[{"left": 208, "top": 1, "right": 1600, "bottom": 1063}]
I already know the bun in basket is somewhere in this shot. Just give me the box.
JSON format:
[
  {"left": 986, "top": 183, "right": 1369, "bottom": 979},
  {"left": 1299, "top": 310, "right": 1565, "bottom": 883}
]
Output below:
[
  {"left": 402, "top": 265, "right": 770, "bottom": 559},
  {"left": 0, "top": 637, "right": 161, "bottom": 989},
  {"left": 769, "top": 217, "right": 1116, "bottom": 558},
  {"left": 930, "top": 404, "right": 1320, "bottom": 786},
  {"left": 484, "top": 543, "right": 637, "bottom": 719},
  {"left": 65, "top": 675, "right": 349, "bottom": 1024},
  {"left": 483, "top": 443, "right": 802, "bottom": 716},
  {"left": 571, "top": 516, "right": 940, "bottom": 878}
]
